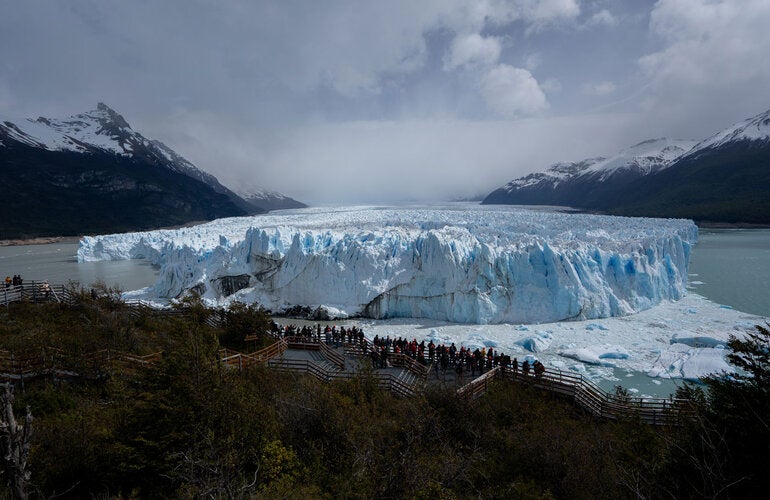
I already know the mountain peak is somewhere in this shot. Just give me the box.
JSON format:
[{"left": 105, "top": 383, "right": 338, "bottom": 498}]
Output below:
[{"left": 94, "top": 102, "right": 131, "bottom": 129}]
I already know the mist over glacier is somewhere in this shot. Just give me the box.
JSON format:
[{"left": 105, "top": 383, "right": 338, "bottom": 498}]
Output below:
[{"left": 78, "top": 205, "right": 697, "bottom": 325}]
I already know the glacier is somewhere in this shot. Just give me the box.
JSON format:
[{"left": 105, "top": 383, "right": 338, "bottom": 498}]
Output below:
[{"left": 77, "top": 205, "right": 698, "bottom": 324}]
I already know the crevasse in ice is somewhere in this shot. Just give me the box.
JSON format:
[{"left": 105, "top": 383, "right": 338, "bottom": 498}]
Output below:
[{"left": 77, "top": 206, "right": 698, "bottom": 324}]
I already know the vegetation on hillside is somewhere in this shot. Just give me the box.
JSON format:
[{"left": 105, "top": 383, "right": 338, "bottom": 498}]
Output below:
[{"left": 0, "top": 292, "right": 767, "bottom": 498}]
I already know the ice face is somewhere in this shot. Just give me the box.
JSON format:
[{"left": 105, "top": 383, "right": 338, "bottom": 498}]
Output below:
[{"left": 78, "top": 205, "right": 698, "bottom": 324}]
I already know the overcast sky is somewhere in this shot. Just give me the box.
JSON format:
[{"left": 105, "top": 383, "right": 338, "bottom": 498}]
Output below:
[{"left": 2, "top": 0, "right": 769, "bottom": 204}]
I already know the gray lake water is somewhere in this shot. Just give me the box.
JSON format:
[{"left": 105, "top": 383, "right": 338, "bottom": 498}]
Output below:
[
  {"left": 688, "top": 229, "right": 770, "bottom": 317},
  {"left": 0, "top": 242, "right": 158, "bottom": 291}
]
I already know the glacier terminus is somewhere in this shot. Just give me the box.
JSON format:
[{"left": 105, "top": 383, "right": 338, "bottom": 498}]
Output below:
[{"left": 78, "top": 205, "right": 698, "bottom": 324}]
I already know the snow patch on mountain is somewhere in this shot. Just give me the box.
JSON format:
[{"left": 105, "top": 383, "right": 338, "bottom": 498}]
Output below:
[
  {"left": 78, "top": 205, "right": 697, "bottom": 325},
  {"left": 683, "top": 109, "right": 770, "bottom": 154},
  {"left": 3, "top": 103, "right": 139, "bottom": 155},
  {"left": 503, "top": 158, "right": 604, "bottom": 191},
  {"left": 234, "top": 184, "right": 307, "bottom": 211},
  {"left": 502, "top": 138, "right": 695, "bottom": 193},
  {"left": 583, "top": 138, "right": 696, "bottom": 180}
]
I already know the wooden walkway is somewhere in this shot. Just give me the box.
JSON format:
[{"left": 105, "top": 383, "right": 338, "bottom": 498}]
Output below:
[
  {"left": 221, "top": 337, "right": 425, "bottom": 398},
  {"left": 222, "top": 336, "right": 694, "bottom": 425}
]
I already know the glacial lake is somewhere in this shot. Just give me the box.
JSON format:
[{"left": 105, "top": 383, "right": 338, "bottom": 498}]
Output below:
[
  {"left": 688, "top": 229, "right": 770, "bottom": 317},
  {"left": 0, "top": 241, "right": 158, "bottom": 292}
]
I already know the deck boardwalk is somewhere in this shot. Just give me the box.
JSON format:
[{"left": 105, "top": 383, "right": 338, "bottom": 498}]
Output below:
[{"left": 231, "top": 337, "right": 694, "bottom": 424}]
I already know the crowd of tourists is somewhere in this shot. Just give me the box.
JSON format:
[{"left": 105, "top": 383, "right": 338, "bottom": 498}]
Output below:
[
  {"left": 271, "top": 322, "right": 367, "bottom": 346},
  {"left": 271, "top": 321, "right": 548, "bottom": 379}
]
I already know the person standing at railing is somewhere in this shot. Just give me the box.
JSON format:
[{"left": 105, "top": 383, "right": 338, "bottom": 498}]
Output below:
[
  {"left": 4, "top": 276, "right": 10, "bottom": 288},
  {"left": 511, "top": 358, "right": 519, "bottom": 377},
  {"left": 522, "top": 359, "right": 530, "bottom": 376},
  {"left": 41, "top": 280, "right": 51, "bottom": 300}
]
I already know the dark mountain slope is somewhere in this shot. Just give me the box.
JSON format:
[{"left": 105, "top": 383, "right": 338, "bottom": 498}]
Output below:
[
  {"left": 608, "top": 142, "right": 770, "bottom": 223},
  {"left": 0, "top": 140, "right": 248, "bottom": 238},
  {"left": 0, "top": 104, "right": 266, "bottom": 238}
]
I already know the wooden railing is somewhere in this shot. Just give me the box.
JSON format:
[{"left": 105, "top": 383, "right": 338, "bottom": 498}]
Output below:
[
  {"left": 0, "top": 347, "right": 162, "bottom": 381},
  {"left": 267, "top": 357, "right": 416, "bottom": 397},
  {"left": 219, "top": 338, "right": 288, "bottom": 370},
  {"left": 1, "top": 282, "right": 77, "bottom": 306},
  {"left": 343, "top": 337, "right": 430, "bottom": 380},
  {"left": 456, "top": 366, "right": 500, "bottom": 400},
  {"left": 125, "top": 300, "right": 224, "bottom": 328},
  {"left": 455, "top": 366, "right": 694, "bottom": 424},
  {"left": 388, "top": 352, "right": 430, "bottom": 379},
  {"left": 317, "top": 339, "right": 346, "bottom": 369},
  {"left": 221, "top": 337, "right": 418, "bottom": 397}
]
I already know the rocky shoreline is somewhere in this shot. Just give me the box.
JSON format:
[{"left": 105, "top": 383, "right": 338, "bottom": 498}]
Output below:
[{"left": 0, "top": 236, "right": 81, "bottom": 247}]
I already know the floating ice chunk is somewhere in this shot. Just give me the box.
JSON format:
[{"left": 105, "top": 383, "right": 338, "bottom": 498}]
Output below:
[
  {"left": 599, "top": 349, "right": 630, "bottom": 360},
  {"left": 681, "top": 347, "right": 732, "bottom": 380},
  {"left": 559, "top": 345, "right": 630, "bottom": 367},
  {"left": 466, "top": 333, "right": 498, "bottom": 348},
  {"left": 647, "top": 343, "right": 734, "bottom": 380},
  {"left": 585, "top": 323, "right": 609, "bottom": 331},
  {"left": 671, "top": 331, "right": 731, "bottom": 348},
  {"left": 515, "top": 332, "right": 553, "bottom": 352}
]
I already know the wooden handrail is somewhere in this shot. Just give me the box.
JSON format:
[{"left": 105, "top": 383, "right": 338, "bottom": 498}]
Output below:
[
  {"left": 389, "top": 352, "right": 429, "bottom": 379},
  {"left": 318, "top": 340, "right": 346, "bottom": 369},
  {"left": 456, "top": 366, "right": 500, "bottom": 399},
  {"left": 456, "top": 366, "right": 693, "bottom": 423},
  {"left": 0, "top": 346, "right": 164, "bottom": 381}
]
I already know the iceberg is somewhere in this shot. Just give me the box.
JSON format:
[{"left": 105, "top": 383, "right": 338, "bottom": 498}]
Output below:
[{"left": 78, "top": 205, "right": 697, "bottom": 324}]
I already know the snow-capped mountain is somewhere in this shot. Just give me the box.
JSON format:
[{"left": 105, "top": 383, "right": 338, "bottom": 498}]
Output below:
[
  {"left": 500, "top": 157, "right": 605, "bottom": 191},
  {"left": 1, "top": 103, "right": 245, "bottom": 199},
  {"left": 582, "top": 138, "right": 696, "bottom": 180},
  {"left": 484, "top": 109, "right": 770, "bottom": 224},
  {"left": 235, "top": 186, "right": 307, "bottom": 212},
  {"left": 0, "top": 103, "right": 259, "bottom": 238},
  {"left": 483, "top": 138, "right": 695, "bottom": 209},
  {"left": 678, "top": 109, "right": 770, "bottom": 159}
]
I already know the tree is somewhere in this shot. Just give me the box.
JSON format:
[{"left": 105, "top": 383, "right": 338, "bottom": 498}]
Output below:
[
  {"left": 668, "top": 324, "right": 770, "bottom": 498},
  {"left": 0, "top": 384, "right": 32, "bottom": 500}
]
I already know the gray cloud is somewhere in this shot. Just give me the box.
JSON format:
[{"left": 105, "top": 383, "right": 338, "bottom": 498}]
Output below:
[{"left": 1, "top": 0, "right": 769, "bottom": 204}]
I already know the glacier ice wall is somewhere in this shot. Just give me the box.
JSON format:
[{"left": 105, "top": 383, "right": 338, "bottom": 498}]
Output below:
[{"left": 77, "top": 206, "right": 698, "bottom": 324}]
